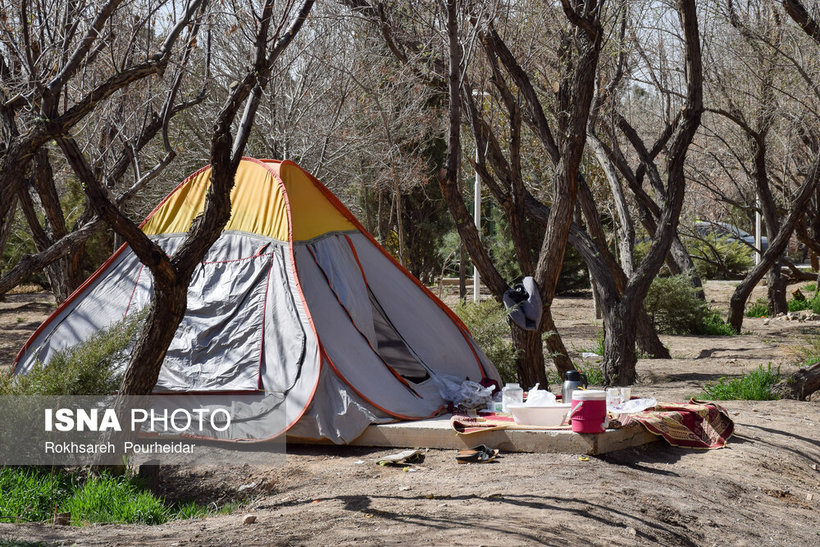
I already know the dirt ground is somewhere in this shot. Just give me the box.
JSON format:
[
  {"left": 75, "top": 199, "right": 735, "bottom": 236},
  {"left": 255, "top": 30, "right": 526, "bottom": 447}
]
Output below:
[{"left": 0, "top": 281, "right": 818, "bottom": 546}]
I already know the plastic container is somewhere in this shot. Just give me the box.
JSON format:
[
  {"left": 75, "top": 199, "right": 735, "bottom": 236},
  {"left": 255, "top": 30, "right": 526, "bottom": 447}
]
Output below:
[
  {"left": 569, "top": 389, "right": 607, "bottom": 434},
  {"left": 501, "top": 383, "right": 523, "bottom": 412},
  {"left": 508, "top": 403, "right": 571, "bottom": 426}
]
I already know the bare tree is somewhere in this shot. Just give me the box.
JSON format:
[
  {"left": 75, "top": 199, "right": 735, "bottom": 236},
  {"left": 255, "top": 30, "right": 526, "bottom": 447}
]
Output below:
[
  {"left": 54, "top": 0, "right": 314, "bottom": 395},
  {"left": 693, "top": 0, "right": 820, "bottom": 331},
  {"left": 0, "top": 0, "right": 211, "bottom": 301},
  {"left": 345, "top": 0, "right": 682, "bottom": 385}
]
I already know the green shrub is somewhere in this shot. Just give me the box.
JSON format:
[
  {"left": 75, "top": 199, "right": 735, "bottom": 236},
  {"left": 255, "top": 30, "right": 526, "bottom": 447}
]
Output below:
[
  {"left": 454, "top": 300, "right": 518, "bottom": 383},
  {"left": 0, "top": 311, "right": 144, "bottom": 396},
  {"left": 644, "top": 275, "right": 703, "bottom": 334},
  {"left": 686, "top": 235, "right": 754, "bottom": 280},
  {"left": 699, "top": 364, "right": 781, "bottom": 400},
  {"left": 698, "top": 312, "right": 736, "bottom": 336},
  {"left": 644, "top": 274, "right": 735, "bottom": 335},
  {"left": 745, "top": 298, "right": 769, "bottom": 318}
]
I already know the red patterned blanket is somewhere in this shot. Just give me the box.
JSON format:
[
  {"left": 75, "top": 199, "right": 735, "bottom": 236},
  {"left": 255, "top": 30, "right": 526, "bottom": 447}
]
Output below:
[{"left": 616, "top": 399, "right": 734, "bottom": 449}]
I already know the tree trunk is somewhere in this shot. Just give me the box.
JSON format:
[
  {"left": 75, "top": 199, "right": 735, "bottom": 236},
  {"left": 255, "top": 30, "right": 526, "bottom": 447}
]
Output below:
[
  {"left": 767, "top": 264, "right": 787, "bottom": 316},
  {"left": 636, "top": 309, "right": 671, "bottom": 358},
  {"left": 542, "top": 307, "right": 574, "bottom": 377},
  {"left": 118, "top": 283, "right": 188, "bottom": 394},
  {"left": 0, "top": 197, "right": 15, "bottom": 271},
  {"left": 772, "top": 362, "right": 820, "bottom": 400},
  {"left": 588, "top": 132, "right": 634, "bottom": 276},
  {"left": 394, "top": 183, "right": 406, "bottom": 267},
  {"left": 602, "top": 302, "right": 638, "bottom": 386},
  {"left": 590, "top": 273, "right": 602, "bottom": 320},
  {"left": 510, "top": 323, "right": 547, "bottom": 390},
  {"left": 458, "top": 243, "right": 466, "bottom": 301},
  {"left": 669, "top": 236, "right": 705, "bottom": 299}
]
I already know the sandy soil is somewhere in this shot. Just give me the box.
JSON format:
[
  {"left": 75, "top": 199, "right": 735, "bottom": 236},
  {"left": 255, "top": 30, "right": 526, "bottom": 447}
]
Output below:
[{"left": 0, "top": 281, "right": 818, "bottom": 546}]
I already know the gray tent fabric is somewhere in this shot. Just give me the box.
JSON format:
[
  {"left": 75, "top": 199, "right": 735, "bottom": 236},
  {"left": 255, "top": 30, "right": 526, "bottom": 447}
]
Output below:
[
  {"left": 13, "top": 159, "right": 501, "bottom": 444},
  {"left": 502, "top": 276, "right": 543, "bottom": 331}
]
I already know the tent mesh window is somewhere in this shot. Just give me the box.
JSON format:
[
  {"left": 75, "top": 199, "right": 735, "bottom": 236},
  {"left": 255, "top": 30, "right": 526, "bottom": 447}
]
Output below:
[{"left": 368, "top": 289, "right": 431, "bottom": 384}]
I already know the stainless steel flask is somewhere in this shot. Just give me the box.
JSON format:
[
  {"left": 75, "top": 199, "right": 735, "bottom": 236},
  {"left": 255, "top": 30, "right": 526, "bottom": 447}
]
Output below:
[{"left": 562, "top": 370, "right": 588, "bottom": 402}]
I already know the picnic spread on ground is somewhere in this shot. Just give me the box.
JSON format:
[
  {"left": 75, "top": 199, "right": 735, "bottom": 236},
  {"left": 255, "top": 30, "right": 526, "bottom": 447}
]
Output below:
[{"left": 449, "top": 397, "right": 734, "bottom": 450}]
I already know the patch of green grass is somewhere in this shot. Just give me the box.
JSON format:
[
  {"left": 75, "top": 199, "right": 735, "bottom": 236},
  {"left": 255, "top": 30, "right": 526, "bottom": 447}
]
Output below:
[
  {"left": 804, "top": 283, "right": 816, "bottom": 292},
  {"left": 63, "top": 473, "right": 171, "bottom": 525},
  {"left": 698, "top": 312, "right": 737, "bottom": 336},
  {"left": 575, "top": 361, "right": 604, "bottom": 387},
  {"left": 792, "top": 336, "right": 820, "bottom": 368},
  {"left": 545, "top": 368, "right": 563, "bottom": 386},
  {"left": 699, "top": 364, "right": 781, "bottom": 400},
  {"left": 785, "top": 292, "right": 820, "bottom": 314},
  {"left": 171, "top": 500, "right": 239, "bottom": 521},
  {"left": 591, "top": 330, "right": 605, "bottom": 356},
  {"left": 745, "top": 298, "right": 769, "bottom": 318},
  {"left": 0, "top": 467, "right": 71, "bottom": 524},
  {"left": 787, "top": 298, "right": 811, "bottom": 312},
  {"left": 0, "top": 311, "right": 144, "bottom": 396},
  {"left": 573, "top": 330, "right": 605, "bottom": 358},
  {"left": 0, "top": 467, "right": 231, "bottom": 526}
]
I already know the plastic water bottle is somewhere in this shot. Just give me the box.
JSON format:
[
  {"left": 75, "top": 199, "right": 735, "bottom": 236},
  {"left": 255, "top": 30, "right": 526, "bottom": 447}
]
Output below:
[{"left": 501, "top": 383, "right": 523, "bottom": 412}]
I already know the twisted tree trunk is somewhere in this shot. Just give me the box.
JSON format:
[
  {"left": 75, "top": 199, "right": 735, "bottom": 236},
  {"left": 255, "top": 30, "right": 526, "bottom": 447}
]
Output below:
[{"left": 773, "top": 362, "right": 820, "bottom": 400}]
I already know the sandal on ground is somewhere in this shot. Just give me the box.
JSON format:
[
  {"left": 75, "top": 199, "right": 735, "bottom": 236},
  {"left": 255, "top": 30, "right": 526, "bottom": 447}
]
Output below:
[{"left": 456, "top": 445, "right": 499, "bottom": 464}]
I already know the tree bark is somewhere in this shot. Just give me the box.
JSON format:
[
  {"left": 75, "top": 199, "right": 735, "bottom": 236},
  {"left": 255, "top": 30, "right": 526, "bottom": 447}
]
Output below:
[
  {"left": 510, "top": 323, "right": 547, "bottom": 389},
  {"left": 782, "top": 0, "right": 820, "bottom": 45},
  {"left": 602, "top": 301, "right": 639, "bottom": 386},
  {"left": 773, "top": 362, "right": 820, "bottom": 400},
  {"left": 587, "top": 132, "right": 635, "bottom": 276},
  {"left": 767, "top": 266, "right": 788, "bottom": 316},
  {"left": 636, "top": 308, "right": 671, "bottom": 359},
  {"left": 541, "top": 308, "right": 574, "bottom": 377},
  {"left": 0, "top": 197, "right": 16, "bottom": 269}
]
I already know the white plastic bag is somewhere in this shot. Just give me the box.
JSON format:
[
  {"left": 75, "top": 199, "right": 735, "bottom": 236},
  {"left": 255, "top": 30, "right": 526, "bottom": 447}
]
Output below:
[
  {"left": 434, "top": 375, "right": 494, "bottom": 410},
  {"left": 524, "top": 383, "right": 557, "bottom": 406},
  {"left": 610, "top": 397, "right": 657, "bottom": 414}
]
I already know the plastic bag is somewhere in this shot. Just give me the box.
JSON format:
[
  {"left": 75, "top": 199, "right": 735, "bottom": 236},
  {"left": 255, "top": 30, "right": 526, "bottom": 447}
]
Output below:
[
  {"left": 435, "top": 375, "right": 494, "bottom": 410},
  {"left": 610, "top": 397, "right": 657, "bottom": 414},
  {"left": 524, "top": 383, "right": 557, "bottom": 406}
]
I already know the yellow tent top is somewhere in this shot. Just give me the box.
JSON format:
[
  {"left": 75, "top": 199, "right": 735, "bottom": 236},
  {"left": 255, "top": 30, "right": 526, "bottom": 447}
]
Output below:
[{"left": 141, "top": 159, "right": 356, "bottom": 241}]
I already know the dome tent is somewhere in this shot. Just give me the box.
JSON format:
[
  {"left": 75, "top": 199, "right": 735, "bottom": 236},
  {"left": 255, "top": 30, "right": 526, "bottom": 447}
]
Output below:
[{"left": 14, "top": 159, "right": 500, "bottom": 443}]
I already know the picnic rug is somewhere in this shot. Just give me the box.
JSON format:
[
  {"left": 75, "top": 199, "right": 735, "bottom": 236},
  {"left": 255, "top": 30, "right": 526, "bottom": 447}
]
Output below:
[
  {"left": 450, "top": 412, "right": 570, "bottom": 434},
  {"left": 450, "top": 399, "right": 734, "bottom": 449},
  {"left": 614, "top": 399, "right": 734, "bottom": 449}
]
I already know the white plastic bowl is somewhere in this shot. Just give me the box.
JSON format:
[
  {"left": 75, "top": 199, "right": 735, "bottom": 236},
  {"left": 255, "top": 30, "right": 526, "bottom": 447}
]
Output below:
[{"left": 508, "top": 403, "right": 572, "bottom": 426}]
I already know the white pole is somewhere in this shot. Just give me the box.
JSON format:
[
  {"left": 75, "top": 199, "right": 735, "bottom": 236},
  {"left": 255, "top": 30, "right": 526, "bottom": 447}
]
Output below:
[
  {"left": 755, "top": 195, "right": 762, "bottom": 265},
  {"left": 473, "top": 144, "right": 481, "bottom": 302}
]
